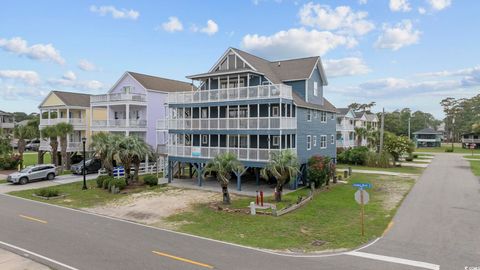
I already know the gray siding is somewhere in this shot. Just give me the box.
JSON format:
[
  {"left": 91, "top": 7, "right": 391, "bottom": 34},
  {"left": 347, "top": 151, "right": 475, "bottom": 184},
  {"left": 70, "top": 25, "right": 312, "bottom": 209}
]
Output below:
[
  {"left": 296, "top": 107, "right": 336, "bottom": 164},
  {"left": 284, "top": 80, "right": 306, "bottom": 100},
  {"left": 306, "top": 66, "right": 324, "bottom": 105}
]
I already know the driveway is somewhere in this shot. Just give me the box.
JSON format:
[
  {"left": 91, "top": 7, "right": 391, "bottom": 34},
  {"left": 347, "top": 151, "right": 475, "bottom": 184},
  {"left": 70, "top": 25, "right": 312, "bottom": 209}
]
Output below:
[{"left": 0, "top": 174, "right": 97, "bottom": 194}]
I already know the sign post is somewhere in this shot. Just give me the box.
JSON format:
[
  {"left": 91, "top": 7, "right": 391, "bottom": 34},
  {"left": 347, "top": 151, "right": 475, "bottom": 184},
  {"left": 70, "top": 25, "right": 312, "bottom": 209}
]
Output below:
[{"left": 353, "top": 183, "right": 371, "bottom": 236}]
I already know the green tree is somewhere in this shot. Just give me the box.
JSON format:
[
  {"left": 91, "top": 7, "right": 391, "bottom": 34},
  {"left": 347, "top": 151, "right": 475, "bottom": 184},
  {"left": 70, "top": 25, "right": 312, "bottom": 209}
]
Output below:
[
  {"left": 90, "top": 132, "right": 120, "bottom": 176},
  {"left": 117, "top": 136, "right": 151, "bottom": 185},
  {"left": 41, "top": 126, "right": 60, "bottom": 166},
  {"left": 203, "top": 152, "right": 244, "bottom": 204},
  {"left": 261, "top": 149, "right": 299, "bottom": 202},
  {"left": 55, "top": 122, "right": 74, "bottom": 171},
  {"left": 354, "top": 127, "right": 368, "bottom": 147},
  {"left": 0, "top": 130, "right": 11, "bottom": 158},
  {"left": 384, "top": 132, "right": 414, "bottom": 166},
  {"left": 14, "top": 125, "right": 35, "bottom": 167}
]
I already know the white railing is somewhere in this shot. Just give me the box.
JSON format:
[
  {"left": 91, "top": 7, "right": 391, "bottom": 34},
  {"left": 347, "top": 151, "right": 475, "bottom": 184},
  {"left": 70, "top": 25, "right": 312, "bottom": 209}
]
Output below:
[
  {"left": 336, "top": 139, "right": 356, "bottom": 148},
  {"left": 0, "top": 122, "right": 14, "bottom": 128},
  {"left": 40, "top": 118, "right": 86, "bottom": 126},
  {"left": 168, "top": 145, "right": 295, "bottom": 162},
  {"left": 336, "top": 123, "right": 355, "bottom": 131},
  {"left": 98, "top": 162, "right": 158, "bottom": 177},
  {"left": 167, "top": 84, "right": 292, "bottom": 104},
  {"left": 90, "top": 93, "right": 147, "bottom": 103},
  {"left": 416, "top": 138, "right": 441, "bottom": 142},
  {"left": 158, "top": 117, "right": 296, "bottom": 130},
  {"left": 39, "top": 140, "right": 84, "bottom": 152},
  {"left": 462, "top": 138, "right": 480, "bottom": 143},
  {"left": 91, "top": 119, "right": 147, "bottom": 128}
]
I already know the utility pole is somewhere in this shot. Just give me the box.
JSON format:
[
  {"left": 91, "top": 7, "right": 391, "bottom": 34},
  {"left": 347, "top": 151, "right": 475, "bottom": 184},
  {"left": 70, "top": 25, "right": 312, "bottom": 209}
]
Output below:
[
  {"left": 408, "top": 116, "right": 411, "bottom": 139},
  {"left": 379, "top": 108, "right": 385, "bottom": 153}
]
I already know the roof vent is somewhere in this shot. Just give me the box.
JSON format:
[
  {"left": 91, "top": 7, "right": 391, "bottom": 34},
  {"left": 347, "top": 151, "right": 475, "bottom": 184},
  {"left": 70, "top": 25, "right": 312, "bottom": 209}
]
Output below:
[{"left": 277, "top": 61, "right": 281, "bottom": 67}]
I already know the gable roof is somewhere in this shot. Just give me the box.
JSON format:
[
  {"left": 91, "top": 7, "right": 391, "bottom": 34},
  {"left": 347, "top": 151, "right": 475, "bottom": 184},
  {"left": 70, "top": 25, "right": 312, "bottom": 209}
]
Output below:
[
  {"left": 365, "top": 113, "right": 378, "bottom": 121},
  {"left": 413, "top": 128, "right": 442, "bottom": 135},
  {"left": 51, "top": 91, "right": 91, "bottom": 107},
  {"left": 337, "top": 108, "right": 351, "bottom": 116},
  {"left": 292, "top": 92, "right": 337, "bottom": 113},
  {"left": 229, "top": 48, "right": 328, "bottom": 85},
  {"left": 127, "top": 71, "right": 192, "bottom": 92}
]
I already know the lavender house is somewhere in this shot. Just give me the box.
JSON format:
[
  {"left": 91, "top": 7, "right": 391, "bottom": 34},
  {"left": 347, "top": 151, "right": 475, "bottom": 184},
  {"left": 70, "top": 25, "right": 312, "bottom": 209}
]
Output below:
[{"left": 89, "top": 71, "right": 192, "bottom": 150}]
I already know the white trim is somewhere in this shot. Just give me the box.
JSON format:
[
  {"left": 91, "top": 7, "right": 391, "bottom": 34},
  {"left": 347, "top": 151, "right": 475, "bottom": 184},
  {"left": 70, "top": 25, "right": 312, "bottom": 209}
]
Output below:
[
  {"left": 307, "top": 109, "right": 312, "bottom": 122},
  {"left": 307, "top": 135, "right": 311, "bottom": 150},
  {"left": 272, "top": 136, "right": 280, "bottom": 146},
  {"left": 207, "top": 48, "right": 257, "bottom": 73},
  {"left": 313, "top": 135, "right": 317, "bottom": 147},
  {"left": 320, "top": 135, "right": 327, "bottom": 149},
  {"left": 305, "top": 78, "right": 308, "bottom": 102}
]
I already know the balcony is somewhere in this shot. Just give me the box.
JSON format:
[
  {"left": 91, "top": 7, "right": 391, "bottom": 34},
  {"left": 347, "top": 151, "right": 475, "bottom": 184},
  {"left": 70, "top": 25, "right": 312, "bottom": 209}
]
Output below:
[
  {"left": 336, "top": 139, "right": 356, "bottom": 148},
  {"left": 336, "top": 123, "right": 355, "bottom": 131},
  {"left": 0, "top": 122, "right": 14, "bottom": 129},
  {"left": 462, "top": 138, "right": 480, "bottom": 143},
  {"left": 157, "top": 117, "right": 296, "bottom": 130},
  {"left": 91, "top": 119, "right": 147, "bottom": 129},
  {"left": 90, "top": 93, "right": 147, "bottom": 104},
  {"left": 40, "top": 118, "right": 86, "bottom": 128},
  {"left": 40, "top": 140, "right": 84, "bottom": 152},
  {"left": 167, "top": 145, "right": 295, "bottom": 162},
  {"left": 167, "top": 84, "right": 292, "bottom": 104}
]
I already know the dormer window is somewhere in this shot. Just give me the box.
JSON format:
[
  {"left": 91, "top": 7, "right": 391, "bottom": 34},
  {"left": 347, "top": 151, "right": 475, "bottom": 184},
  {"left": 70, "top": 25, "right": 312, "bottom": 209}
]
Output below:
[{"left": 123, "top": 86, "right": 133, "bottom": 94}]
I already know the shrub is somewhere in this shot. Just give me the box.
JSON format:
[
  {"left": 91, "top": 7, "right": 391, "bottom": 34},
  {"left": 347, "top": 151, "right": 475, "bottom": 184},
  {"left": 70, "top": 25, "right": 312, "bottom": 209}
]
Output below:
[
  {"left": 96, "top": 175, "right": 112, "bottom": 188},
  {"left": 445, "top": 148, "right": 454, "bottom": 152},
  {"left": 413, "top": 154, "right": 419, "bottom": 159},
  {"left": 108, "top": 178, "right": 126, "bottom": 191},
  {"left": 143, "top": 175, "right": 158, "bottom": 186},
  {"left": 365, "top": 151, "right": 392, "bottom": 168},
  {"left": 337, "top": 146, "right": 369, "bottom": 165},
  {"left": 35, "top": 188, "right": 60, "bottom": 198},
  {"left": 0, "top": 154, "right": 21, "bottom": 170},
  {"left": 102, "top": 177, "right": 114, "bottom": 189},
  {"left": 307, "top": 156, "right": 333, "bottom": 188}
]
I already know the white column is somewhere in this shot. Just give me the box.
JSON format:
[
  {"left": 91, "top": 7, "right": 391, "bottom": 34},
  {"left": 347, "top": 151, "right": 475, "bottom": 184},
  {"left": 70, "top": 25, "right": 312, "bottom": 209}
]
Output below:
[
  {"left": 66, "top": 108, "right": 70, "bottom": 122},
  {"left": 106, "top": 105, "right": 110, "bottom": 127},
  {"left": 48, "top": 110, "right": 51, "bottom": 125},
  {"left": 126, "top": 104, "right": 130, "bottom": 127}
]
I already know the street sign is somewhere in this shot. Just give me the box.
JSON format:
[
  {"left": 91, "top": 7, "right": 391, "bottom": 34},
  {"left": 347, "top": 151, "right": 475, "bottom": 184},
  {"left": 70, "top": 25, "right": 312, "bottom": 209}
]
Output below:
[
  {"left": 355, "top": 190, "right": 369, "bottom": 205},
  {"left": 353, "top": 183, "right": 372, "bottom": 189}
]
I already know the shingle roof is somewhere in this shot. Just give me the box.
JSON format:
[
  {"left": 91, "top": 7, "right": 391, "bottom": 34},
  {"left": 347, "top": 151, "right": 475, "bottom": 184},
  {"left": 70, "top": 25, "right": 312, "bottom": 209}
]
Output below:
[
  {"left": 128, "top": 71, "right": 192, "bottom": 92},
  {"left": 365, "top": 113, "right": 378, "bottom": 121},
  {"left": 337, "top": 108, "right": 352, "bottom": 116},
  {"left": 292, "top": 92, "right": 337, "bottom": 113},
  {"left": 0, "top": 110, "right": 12, "bottom": 116},
  {"left": 53, "top": 91, "right": 91, "bottom": 107},
  {"left": 413, "top": 128, "right": 442, "bottom": 135}
]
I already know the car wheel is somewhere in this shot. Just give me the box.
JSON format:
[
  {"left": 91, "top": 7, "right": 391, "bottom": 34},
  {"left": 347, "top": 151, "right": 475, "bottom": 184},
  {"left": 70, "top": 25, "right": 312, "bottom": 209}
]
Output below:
[
  {"left": 19, "top": 177, "right": 28, "bottom": 185},
  {"left": 47, "top": 173, "right": 55, "bottom": 180}
]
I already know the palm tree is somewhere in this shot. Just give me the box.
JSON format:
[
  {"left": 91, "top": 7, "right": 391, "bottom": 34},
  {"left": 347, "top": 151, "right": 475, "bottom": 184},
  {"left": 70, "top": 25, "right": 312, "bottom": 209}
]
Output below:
[
  {"left": 14, "top": 125, "right": 35, "bottom": 167},
  {"left": 55, "top": 122, "right": 74, "bottom": 171},
  {"left": 41, "top": 126, "right": 59, "bottom": 166},
  {"left": 117, "top": 135, "right": 151, "bottom": 185},
  {"left": 203, "top": 152, "right": 244, "bottom": 204},
  {"left": 261, "top": 149, "right": 299, "bottom": 202},
  {"left": 354, "top": 127, "right": 368, "bottom": 147},
  {"left": 90, "top": 132, "right": 118, "bottom": 176}
]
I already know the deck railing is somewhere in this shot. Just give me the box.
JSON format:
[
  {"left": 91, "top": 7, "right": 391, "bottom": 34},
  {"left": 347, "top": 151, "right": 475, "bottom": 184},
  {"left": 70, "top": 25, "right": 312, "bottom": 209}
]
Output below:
[
  {"left": 40, "top": 118, "right": 86, "bottom": 127},
  {"left": 91, "top": 119, "right": 147, "bottom": 128},
  {"left": 167, "top": 84, "right": 292, "bottom": 104},
  {"left": 90, "top": 93, "right": 147, "bottom": 103},
  {"left": 157, "top": 117, "right": 296, "bottom": 130}
]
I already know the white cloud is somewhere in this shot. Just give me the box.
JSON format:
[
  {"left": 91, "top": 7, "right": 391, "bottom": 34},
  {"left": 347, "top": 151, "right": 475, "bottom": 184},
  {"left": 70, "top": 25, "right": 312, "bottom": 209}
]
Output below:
[
  {"left": 0, "top": 70, "right": 40, "bottom": 85},
  {"left": 375, "top": 20, "right": 421, "bottom": 50},
  {"left": 242, "top": 28, "right": 357, "bottom": 59},
  {"left": 418, "top": 7, "right": 427, "bottom": 14},
  {"left": 426, "top": 0, "right": 452, "bottom": 11},
  {"left": 298, "top": 3, "right": 375, "bottom": 36},
  {"left": 416, "top": 66, "right": 480, "bottom": 87},
  {"left": 161, "top": 17, "right": 183, "bottom": 33},
  {"left": 0, "top": 37, "right": 65, "bottom": 64},
  {"left": 62, "top": 71, "right": 76, "bottom": 81},
  {"left": 192, "top": 20, "right": 219, "bottom": 36},
  {"left": 90, "top": 5, "right": 139, "bottom": 20},
  {"left": 324, "top": 57, "right": 370, "bottom": 77},
  {"left": 0, "top": 85, "right": 48, "bottom": 101},
  {"left": 77, "top": 59, "right": 96, "bottom": 71},
  {"left": 389, "top": 0, "right": 411, "bottom": 12},
  {"left": 48, "top": 76, "right": 103, "bottom": 91},
  {"left": 358, "top": 0, "right": 368, "bottom": 5}
]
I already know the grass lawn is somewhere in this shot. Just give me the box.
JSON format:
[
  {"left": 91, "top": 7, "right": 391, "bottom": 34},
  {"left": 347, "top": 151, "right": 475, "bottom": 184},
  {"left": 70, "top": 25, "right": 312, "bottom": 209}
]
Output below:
[
  {"left": 464, "top": 155, "right": 480, "bottom": 159},
  {"left": 336, "top": 164, "right": 424, "bottom": 175},
  {"left": 469, "top": 160, "right": 480, "bottom": 176},
  {"left": 166, "top": 173, "right": 414, "bottom": 252},
  {"left": 416, "top": 144, "right": 480, "bottom": 154},
  {"left": 22, "top": 152, "right": 52, "bottom": 166},
  {"left": 0, "top": 179, "right": 6, "bottom": 184},
  {"left": 9, "top": 176, "right": 166, "bottom": 209}
]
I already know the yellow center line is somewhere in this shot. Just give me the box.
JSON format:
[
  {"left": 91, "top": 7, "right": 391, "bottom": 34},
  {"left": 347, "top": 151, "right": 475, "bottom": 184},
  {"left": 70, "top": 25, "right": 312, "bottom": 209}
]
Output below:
[
  {"left": 19, "top": 214, "right": 48, "bottom": 224},
  {"left": 152, "top": 251, "right": 214, "bottom": 269},
  {"left": 383, "top": 221, "right": 394, "bottom": 236}
]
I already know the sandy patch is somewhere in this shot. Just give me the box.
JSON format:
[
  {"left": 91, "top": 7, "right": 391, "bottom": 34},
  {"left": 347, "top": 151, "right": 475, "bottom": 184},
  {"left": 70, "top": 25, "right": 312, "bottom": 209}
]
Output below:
[
  {"left": 375, "top": 175, "right": 414, "bottom": 211},
  {"left": 86, "top": 188, "right": 222, "bottom": 228}
]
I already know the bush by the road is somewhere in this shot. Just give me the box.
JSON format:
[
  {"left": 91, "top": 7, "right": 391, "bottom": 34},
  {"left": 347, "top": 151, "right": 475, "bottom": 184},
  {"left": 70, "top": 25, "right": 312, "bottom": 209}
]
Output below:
[
  {"left": 96, "top": 175, "right": 112, "bottom": 188},
  {"left": 143, "top": 175, "right": 158, "bottom": 186},
  {"left": 35, "top": 188, "right": 60, "bottom": 198},
  {"left": 337, "top": 146, "right": 369, "bottom": 165},
  {"left": 108, "top": 179, "right": 126, "bottom": 191}
]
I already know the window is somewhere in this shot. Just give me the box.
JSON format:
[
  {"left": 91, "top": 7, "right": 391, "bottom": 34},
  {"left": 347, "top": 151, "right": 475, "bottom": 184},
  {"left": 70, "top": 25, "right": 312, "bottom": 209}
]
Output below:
[
  {"left": 320, "top": 111, "right": 327, "bottom": 123},
  {"left": 307, "top": 135, "right": 311, "bottom": 150},
  {"left": 202, "top": 135, "right": 208, "bottom": 144},
  {"left": 313, "top": 136, "right": 317, "bottom": 147},
  {"left": 314, "top": 110, "right": 318, "bottom": 118},
  {"left": 313, "top": 81, "right": 318, "bottom": 96},
  {"left": 272, "top": 106, "right": 279, "bottom": 117},
  {"left": 331, "top": 135, "right": 335, "bottom": 144},
  {"left": 272, "top": 136, "right": 280, "bottom": 146},
  {"left": 201, "top": 108, "right": 208, "bottom": 118},
  {"left": 331, "top": 113, "right": 335, "bottom": 120},
  {"left": 307, "top": 110, "right": 312, "bottom": 121},
  {"left": 320, "top": 135, "right": 327, "bottom": 148}
]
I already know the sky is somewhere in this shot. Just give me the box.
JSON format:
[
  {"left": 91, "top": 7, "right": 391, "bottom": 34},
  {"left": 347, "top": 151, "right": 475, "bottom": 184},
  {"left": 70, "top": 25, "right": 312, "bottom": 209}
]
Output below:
[{"left": 0, "top": 0, "right": 478, "bottom": 118}]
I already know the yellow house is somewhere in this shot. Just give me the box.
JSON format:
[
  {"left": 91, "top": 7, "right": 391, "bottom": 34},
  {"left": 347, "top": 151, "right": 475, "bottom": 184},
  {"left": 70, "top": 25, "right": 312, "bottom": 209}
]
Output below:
[{"left": 38, "top": 91, "right": 106, "bottom": 157}]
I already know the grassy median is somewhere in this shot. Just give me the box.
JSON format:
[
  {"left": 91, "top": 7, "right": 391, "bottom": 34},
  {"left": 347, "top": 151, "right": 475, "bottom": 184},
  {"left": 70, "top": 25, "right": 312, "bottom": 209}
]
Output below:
[
  {"left": 469, "top": 160, "right": 480, "bottom": 176},
  {"left": 166, "top": 173, "right": 415, "bottom": 252},
  {"left": 336, "top": 164, "right": 424, "bottom": 175}
]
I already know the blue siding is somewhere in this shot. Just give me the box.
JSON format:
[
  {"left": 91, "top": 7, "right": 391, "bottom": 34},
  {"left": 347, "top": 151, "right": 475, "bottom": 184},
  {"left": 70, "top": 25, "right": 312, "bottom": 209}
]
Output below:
[
  {"left": 284, "top": 80, "right": 306, "bottom": 100},
  {"left": 306, "top": 66, "right": 324, "bottom": 105},
  {"left": 296, "top": 107, "right": 336, "bottom": 164}
]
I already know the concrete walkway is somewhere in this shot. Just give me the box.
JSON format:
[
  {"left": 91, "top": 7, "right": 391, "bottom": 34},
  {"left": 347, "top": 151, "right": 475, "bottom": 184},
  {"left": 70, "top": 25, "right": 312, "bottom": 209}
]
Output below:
[
  {"left": 398, "top": 162, "right": 428, "bottom": 168},
  {"left": 345, "top": 169, "right": 419, "bottom": 177},
  {"left": 0, "top": 174, "right": 97, "bottom": 194},
  {"left": 0, "top": 248, "right": 50, "bottom": 270}
]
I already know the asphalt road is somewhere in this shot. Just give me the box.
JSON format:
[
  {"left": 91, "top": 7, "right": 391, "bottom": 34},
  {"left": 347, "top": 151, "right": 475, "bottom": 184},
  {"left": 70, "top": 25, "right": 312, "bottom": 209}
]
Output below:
[{"left": 0, "top": 154, "right": 477, "bottom": 270}]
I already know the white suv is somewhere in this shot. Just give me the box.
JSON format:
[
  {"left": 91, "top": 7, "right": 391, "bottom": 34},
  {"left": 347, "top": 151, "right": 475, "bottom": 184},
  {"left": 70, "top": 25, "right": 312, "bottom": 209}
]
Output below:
[{"left": 7, "top": 164, "right": 57, "bottom": 185}]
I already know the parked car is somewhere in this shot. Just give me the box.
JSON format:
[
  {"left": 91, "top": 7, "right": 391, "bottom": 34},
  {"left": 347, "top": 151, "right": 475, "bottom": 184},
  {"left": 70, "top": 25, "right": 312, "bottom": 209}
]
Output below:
[
  {"left": 7, "top": 164, "right": 57, "bottom": 185},
  {"left": 25, "top": 139, "right": 40, "bottom": 151},
  {"left": 71, "top": 159, "right": 102, "bottom": 175}
]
